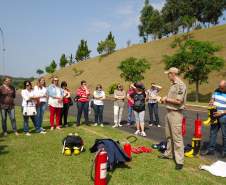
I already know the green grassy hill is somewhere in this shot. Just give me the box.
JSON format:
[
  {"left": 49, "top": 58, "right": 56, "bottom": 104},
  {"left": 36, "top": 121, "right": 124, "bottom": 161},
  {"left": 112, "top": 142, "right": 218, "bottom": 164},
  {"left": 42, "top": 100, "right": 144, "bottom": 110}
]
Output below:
[{"left": 44, "top": 24, "right": 226, "bottom": 102}]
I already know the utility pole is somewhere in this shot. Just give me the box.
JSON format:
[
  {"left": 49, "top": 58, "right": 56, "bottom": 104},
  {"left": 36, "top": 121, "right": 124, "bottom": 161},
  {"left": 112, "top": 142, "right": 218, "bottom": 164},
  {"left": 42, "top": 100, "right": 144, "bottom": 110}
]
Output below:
[{"left": 0, "top": 27, "right": 6, "bottom": 75}]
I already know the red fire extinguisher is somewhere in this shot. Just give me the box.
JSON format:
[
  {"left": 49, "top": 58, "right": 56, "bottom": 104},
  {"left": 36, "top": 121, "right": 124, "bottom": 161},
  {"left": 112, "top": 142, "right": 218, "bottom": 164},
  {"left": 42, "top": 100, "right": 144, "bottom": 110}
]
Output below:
[
  {"left": 94, "top": 149, "right": 108, "bottom": 185},
  {"left": 124, "top": 142, "right": 132, "bottom": 158},
  {"left": 194, "top": 113, "right": 202, "bottom": 138},
  {"left": 182, "top": 116, "right": 186, "bottom": 137}
]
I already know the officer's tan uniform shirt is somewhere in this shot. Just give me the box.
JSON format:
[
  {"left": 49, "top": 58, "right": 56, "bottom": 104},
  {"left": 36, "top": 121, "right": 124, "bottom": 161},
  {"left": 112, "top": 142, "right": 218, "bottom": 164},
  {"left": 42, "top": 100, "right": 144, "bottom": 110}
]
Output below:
[{"left": 166, "top": 79, "right": 187, "bottom": 111}]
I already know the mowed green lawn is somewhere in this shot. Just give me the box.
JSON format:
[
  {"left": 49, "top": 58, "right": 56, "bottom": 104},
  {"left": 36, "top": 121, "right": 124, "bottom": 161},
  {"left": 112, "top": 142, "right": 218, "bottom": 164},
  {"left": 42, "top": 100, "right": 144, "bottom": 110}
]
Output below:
[{"left": 0, "top": 107, "right": 226, "bottom": 185}]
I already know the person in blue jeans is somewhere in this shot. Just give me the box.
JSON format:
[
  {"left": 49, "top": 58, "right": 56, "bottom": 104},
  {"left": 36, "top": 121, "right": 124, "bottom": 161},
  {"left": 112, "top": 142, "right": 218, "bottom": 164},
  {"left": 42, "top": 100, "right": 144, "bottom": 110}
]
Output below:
[
  {"left": 201, "top": 80, "right": 226, "bottom": 157},
  {"left": 146, "top": 83, "right": 162, "bottom": 127},
  {"left": 76, "top": 81, "right": 90, "bottom": 126},
  {"left": 0, "top": 76, "right": 19, "bottom": 136},
  {"left": 34, "top": 77, "right": 48, "bottom": 132},
  {"left": 127, "top": 84, "right": 135, "bottom": 126},
  {"left": 93, "top": 84, "right": 105, "bottom": 127}
]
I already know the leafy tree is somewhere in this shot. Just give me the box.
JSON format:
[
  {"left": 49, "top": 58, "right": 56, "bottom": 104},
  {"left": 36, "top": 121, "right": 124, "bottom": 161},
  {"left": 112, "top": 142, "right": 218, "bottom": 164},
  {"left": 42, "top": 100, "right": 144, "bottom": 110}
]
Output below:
[
  {"left": 97, "top": 32, "right": 116, "bottom": 55},
  {"left": 45, "top": 60, "right": 57, "bottom": 74},
  {"left": 164, "top": 38, "right": 225, "bottom": 102},
  {"left": 69, "top": 54, "right": 74, "bottom": 65},
  {"left": 45, "top": 66, "right": 54, "bottom": 74},
  {"left": 50, "top": 60, "right": 57, "bottom": 70},
  {"left": 107, "top": 32, "right": 115, "bottom": 41},
  {"left": 126, "top": 40, "right": 131, "bottom": 47},
  {"left": 179, "top": 15, "right": 196, "bottom": 33},
  {"left": 118, "top": 57, "right": 150, "bottom": 83},
  {"left": 138, "top": 0, "right": 154, "bottom": 42},
  {"left": 161, "top": 0, "right": 180, "bottom": 35},
  {"left": 75, "top": 39, "right": 91, "bottom": 62},
  {"left": 149, "top": 9, "right": 164, "bottom": 39},
  {"left": 59, "top": 54, "right": 68, "bottom": 68},
  {"left": 36, "top": 69, "right": 44, "bottom": 76},
  {"left": 201, "top": 0, "right": 226, "bottom": 25},
  {"left": 107, "top": 83, "right": 118, "bottom": 95}
]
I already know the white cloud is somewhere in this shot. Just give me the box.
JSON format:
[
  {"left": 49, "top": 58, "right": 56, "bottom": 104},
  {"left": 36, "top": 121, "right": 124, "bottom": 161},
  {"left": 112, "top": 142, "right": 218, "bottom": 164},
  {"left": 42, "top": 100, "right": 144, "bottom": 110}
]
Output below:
[{"left": 115, "top": 1, "right": 140, "bottom": 31}]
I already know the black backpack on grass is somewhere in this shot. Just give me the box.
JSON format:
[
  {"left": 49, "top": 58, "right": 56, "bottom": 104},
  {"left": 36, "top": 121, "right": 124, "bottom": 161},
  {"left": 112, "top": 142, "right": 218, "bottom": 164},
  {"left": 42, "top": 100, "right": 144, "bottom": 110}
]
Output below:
[{"left": 62, "top": 134, "right": 84, "bottom": 150}]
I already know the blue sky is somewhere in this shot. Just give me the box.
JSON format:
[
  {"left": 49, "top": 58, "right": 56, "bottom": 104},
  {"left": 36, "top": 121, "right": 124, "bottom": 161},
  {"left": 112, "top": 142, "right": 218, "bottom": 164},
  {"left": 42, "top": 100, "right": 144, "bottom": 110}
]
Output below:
[{"left": 0, "top": 0, "right": 225, "bottom": 77}]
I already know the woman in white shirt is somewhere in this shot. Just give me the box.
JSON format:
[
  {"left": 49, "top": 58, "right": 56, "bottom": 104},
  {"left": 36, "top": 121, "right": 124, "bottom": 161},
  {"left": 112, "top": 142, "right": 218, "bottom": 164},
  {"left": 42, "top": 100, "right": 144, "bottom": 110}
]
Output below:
[
  {"left": 34, "top": 77, "right": 48, "bottom": 132},
  {"left": 21, "top": 81, "right": 45, "bottom": 136},
  {"left": 93, "top": 84, "right": 105, "bottom": 127}
]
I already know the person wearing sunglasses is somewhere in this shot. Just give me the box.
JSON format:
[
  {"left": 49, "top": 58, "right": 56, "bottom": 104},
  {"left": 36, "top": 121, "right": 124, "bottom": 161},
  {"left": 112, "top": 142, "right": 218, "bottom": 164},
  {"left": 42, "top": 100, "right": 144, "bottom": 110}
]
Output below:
[
  {"left": 47, "top": 77, "right": 64, "bottom": 130},
  {"left": 0, "top": 76, "right": 19, "bottom": 136},
  {"left": 113, "top": 84, "right": 126, "bottom": 128},
  {"left": 21, "top": 81, "right": 46, "bottom": 135},
  {"left": 60, "top": 81, "right": 71, "bottom": 127},
  {"left": 93, "top": 84, "right": 106, "bottom": 127}
]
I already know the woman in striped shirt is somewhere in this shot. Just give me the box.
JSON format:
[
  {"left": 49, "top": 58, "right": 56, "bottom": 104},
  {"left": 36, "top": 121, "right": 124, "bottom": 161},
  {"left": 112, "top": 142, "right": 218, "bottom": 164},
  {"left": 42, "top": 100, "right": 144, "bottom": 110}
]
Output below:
[{"left": 76, "top": 80, "right": 90, "bottom": 126}]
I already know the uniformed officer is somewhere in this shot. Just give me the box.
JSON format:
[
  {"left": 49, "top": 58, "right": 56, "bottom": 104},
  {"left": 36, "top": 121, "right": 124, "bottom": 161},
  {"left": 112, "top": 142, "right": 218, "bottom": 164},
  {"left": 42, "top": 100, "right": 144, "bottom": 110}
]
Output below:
[{"left": 159, "top": 67, "right": 187, "bottom": 170}]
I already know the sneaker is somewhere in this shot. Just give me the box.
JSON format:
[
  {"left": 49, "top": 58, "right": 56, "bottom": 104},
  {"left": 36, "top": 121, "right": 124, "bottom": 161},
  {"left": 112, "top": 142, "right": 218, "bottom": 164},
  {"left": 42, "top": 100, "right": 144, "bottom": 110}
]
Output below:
[
  {"left": 157, "top": 124, "right": 161, "bottom": 128},
  {"left": 14, "top": 132, "right": 19, "bottom": 136},
  {"left": 64, "top": 124, "right": 69, "bottom": 128},
  {"left": 149, "top": 124, "right": 153, "bottom": 127},
  {"left": 134, "top": 130, "right": 140, "bottom": 135},
  {"left": 39, "top": 131, "right": 46, "bottom": 134},
  {"left": 25, "top": 132, "right": 31, "bottom": 136},
  {"left": 56, "top": 126, "right": 61, "bottom": 130},
  {"left": 100, "top": 124, "right": 104, "bottom": 127},
  {"left": 50, "top": 127, "right": 54, "bottom": 130},
  {"left": 40, "top": 127, "right": 46, "bottom": 131},
  {"left": 175, "top": 164, "right": 183, "bottom": 170},
  {"left": 127, "top": 123, "right": 131, "bottom": 126},
  {"left": 112, "top": 124, "right": 118, "bottom": 128},
  {"left": 141, "top": 131, "right": 147, "bottom": 137},
  {"left": 118, "top": 124, "right": 123, "bottom": 127},
  {"left": 3, "top": 132, "right": 8, "bottom": 137},
  {"left": 93, "top": 123, "right": 98, "bottom": 126}
]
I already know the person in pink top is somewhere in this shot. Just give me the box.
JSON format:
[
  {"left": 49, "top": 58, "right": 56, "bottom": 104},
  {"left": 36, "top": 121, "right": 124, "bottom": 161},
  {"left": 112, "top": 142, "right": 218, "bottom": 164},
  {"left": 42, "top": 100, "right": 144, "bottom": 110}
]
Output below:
[
  {"left": 127, "top": 84, "right": 135, "bottom": 126},
  {"left": 76, "top": 80, "right": 90, "bottom": 126}
]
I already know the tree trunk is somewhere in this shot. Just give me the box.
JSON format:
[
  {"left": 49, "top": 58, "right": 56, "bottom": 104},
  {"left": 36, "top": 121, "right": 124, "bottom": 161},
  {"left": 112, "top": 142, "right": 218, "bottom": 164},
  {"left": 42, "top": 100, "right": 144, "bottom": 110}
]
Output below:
[{"left": 195, "top": 81, "right": 199, "bottom": 102}]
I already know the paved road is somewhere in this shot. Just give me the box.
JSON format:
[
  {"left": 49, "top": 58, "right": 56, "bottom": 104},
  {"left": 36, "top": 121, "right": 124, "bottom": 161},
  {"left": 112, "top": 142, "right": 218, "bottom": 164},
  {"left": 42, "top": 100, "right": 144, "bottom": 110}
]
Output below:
[{"left": 15, "top": 95, "right": 225, "bottom": 160}]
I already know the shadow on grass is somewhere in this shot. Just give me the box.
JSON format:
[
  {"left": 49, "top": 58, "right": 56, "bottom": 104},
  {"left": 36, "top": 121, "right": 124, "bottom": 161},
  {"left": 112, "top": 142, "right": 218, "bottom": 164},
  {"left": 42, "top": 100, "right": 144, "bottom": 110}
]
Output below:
[
  {"left": 107, "top": 163, "right": 131, "bottom": 183},
  {"left": 187, "top": 91, "right": 212, "bottom": 103},
  {"left": 0, "top": 138, "right": 8, "bottom": 155}
]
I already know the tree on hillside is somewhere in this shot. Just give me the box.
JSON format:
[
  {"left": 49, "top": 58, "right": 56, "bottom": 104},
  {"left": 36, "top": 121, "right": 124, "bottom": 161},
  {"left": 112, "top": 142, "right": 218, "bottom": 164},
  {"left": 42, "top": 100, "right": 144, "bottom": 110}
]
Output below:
[
  {"left": 164, "top": 38, "right": 225, "bottom": 102},
  {"left": 45, "top": 60, "right": 57, "bottom": 74},
  {"left": 36, "top": 69, "right": 44, "bottom": 76},
  {"left": 68, "top": 54, "right": 74, "bottom": 65},
  {"left": 118, "top": 57, "right": 150, "bottom": 83},
  {"left": 200, "top": 0, "right": 226, "bottom": 26},
  {"left": 75, "top": 39, "right": 91, "bottom": 62},
  {"left": 59, "top": 54, "right": 68, "bottom": 68},
  {"left": 107, "top": 31, "right": 115, "bottom": 41},
  {"left": 138, "top": 0, "right": 154, "bottom": 42},
  {"left": 97, "top": 32, "right": 116, "bottom": 55},
  {"left": 150, "top": 9, "right": 164, "bottom": 39},
  {"left": 126, "top": 40, "right": 131, "bottom": 47}
]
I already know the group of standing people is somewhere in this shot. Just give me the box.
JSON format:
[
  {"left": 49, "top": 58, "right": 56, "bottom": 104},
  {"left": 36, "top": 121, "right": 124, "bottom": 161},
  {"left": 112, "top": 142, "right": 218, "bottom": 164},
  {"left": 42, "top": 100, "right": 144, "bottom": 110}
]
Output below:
[
  {"left": 0, "top": 75, "right": 164, "bottom": 137},
  {"left": 2, "top": 67, "right": 225, "bottom": 171}
]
